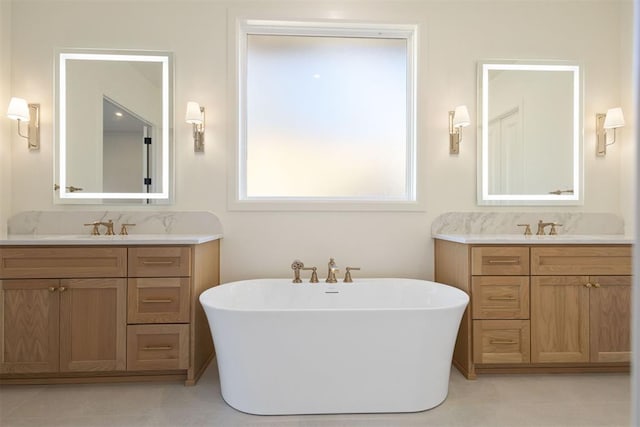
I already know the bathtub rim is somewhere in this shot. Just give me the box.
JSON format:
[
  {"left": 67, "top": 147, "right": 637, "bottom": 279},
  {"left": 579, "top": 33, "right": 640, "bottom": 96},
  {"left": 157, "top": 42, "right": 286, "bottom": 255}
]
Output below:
[{"left": 199, "top": 277, "right": 469, "bottom": 313}]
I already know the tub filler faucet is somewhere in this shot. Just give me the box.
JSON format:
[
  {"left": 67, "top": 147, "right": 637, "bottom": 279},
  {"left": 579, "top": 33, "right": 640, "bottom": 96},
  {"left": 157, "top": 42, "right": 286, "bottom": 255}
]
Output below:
[{"left": 326, "top": 258, "right": 339, "bottom": 283}]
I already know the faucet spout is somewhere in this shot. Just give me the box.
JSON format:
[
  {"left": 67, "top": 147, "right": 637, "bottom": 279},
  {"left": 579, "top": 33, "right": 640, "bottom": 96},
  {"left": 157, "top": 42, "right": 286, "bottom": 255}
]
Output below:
[{"left": 326, "top": 258, "right": 339, "bottom": 283}]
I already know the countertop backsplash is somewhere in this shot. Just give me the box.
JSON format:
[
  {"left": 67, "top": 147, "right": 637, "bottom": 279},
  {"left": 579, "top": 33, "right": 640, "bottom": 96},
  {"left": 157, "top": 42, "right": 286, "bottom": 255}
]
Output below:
[
  {"left": 6, "top": 211, "right": 223, "bottom": 236},
  {"left": 431, "top": 212, "right": 625, "bottom": 236}
]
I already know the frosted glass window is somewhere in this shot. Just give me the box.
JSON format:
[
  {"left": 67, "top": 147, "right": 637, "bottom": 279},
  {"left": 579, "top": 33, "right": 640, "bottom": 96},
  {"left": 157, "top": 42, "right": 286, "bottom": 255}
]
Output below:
[{"left": 240, "top": 27, "right": 415, "bottom": 202}]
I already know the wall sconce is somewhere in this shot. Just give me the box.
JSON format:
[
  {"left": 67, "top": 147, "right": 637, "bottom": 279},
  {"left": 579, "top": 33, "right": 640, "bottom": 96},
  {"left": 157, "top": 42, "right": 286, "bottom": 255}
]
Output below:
[
  {"left": 596, "top": 107, "right": 625, "bottom": 156},
  {"left": 185, "top": 101, "right": 205, "bottom": 152},
  {"left": 449, "top": 105, "right": 470, "bottom": 154},
  {"left": 6, "top": 97, "right": 40, "bottom": 151}
]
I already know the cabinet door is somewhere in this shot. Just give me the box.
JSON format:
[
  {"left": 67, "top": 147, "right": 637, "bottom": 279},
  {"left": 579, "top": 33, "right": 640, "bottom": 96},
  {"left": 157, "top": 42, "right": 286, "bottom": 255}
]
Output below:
[
  {"left": 589, "top": 276, "right": 631, "bottom": 363},
  {"left": 1, "top": 279, "right": 60, "bottom": 373},
  {"left": 59, "top": 278, "right": 126, "bottom": 372},
  {"left": 531, "top": 276, "right": 590, "bottom": 363}
]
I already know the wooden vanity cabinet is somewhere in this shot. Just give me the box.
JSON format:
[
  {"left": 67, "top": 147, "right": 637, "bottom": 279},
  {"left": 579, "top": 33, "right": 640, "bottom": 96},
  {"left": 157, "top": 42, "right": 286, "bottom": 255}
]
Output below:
[
  {"left": 530, "top": 247, "right": 632, "bottom": 365},
  {"left": 434, "top": 239, "right": 632, "bottom": 379},
  {"left": 0, "top": 248, "right": 127, "bottom": 375},
  {"left": 0, "top": 240, "right": 220, "bottom": 385}
]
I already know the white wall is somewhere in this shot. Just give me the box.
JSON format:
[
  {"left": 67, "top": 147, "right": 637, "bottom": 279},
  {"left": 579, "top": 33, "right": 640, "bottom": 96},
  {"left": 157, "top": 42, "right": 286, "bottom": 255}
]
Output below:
[
  {"left": 0, "top": 0, "right": 11, "bottom": 235},
  {"left": 7, "top": 0, "right": 635, "bottom": 282}
]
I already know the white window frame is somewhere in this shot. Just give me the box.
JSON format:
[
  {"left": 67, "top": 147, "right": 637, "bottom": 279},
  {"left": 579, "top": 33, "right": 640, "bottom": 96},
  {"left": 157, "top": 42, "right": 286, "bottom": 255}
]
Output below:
[{"left": 229, "top": 19, "right": 420, "bottom": 211}]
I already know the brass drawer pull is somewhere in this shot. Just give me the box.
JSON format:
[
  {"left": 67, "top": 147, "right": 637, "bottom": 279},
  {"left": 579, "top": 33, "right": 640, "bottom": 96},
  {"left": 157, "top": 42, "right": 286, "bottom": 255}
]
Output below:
[
  {"left": 488, "top": 296, "right": 517, "bottom": 301},
  {"left": 143, "top": 345, "right": 173, "bottom": 351},
  {"left": 59, "top": 286, "right": 67, "bottom": 292},
  {"left": 490, "top": 339, "right": 517, "bottom": 345},
  {"left": 49, "top": 287, "right": 57, "bottom": 292},
  {"left": 142, "top": 260, "right": 175, "bottom": 265},
  {"left": 142, "top": 298, "right": 173, "bottom": 304},
  {"left": 487, "top": 258, "right": 519, "bottom": 264}
]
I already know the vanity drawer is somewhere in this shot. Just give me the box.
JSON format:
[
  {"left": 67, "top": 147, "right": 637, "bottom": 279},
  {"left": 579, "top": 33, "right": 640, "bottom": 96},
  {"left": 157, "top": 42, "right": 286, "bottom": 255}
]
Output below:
[
  {"left": 128, "top": 278, "right": 190, "bottom": 324},
  {"left": 471, "top": 276, "right": 529, "bottom": 319},
  {"left": 128, "top": 247, "right": 191, "bottom": 277},
  {"left": 471, "top": 247, "right": 530, "bottom": 276},
  {"left": 531, "top": 246, "right": 631, "bottom": 275},
  {"left": 0, "top": 247, "right": 127, "bottom": 279},
  {"left": 473, "top": 320, "right": 531, "bottom": 364},
  {"left": 126, "top": 324, "right": 189, "bottom": 371}
]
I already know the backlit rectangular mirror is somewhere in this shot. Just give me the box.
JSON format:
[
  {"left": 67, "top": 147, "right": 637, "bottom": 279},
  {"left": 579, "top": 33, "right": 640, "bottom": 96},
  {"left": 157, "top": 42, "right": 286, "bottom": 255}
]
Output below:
[
  {"left": 477, "top": 61, "right": 582, "bottom": 205},
  {"left": 55, "top": 49, "right": 173, "bottom": 204}
]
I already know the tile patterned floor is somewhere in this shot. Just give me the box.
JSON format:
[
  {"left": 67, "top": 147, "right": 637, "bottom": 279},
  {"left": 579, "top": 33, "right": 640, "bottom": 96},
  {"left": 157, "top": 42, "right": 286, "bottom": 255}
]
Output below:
[{"left": 0, "top": 362, "right": 630, "bottom": 427}]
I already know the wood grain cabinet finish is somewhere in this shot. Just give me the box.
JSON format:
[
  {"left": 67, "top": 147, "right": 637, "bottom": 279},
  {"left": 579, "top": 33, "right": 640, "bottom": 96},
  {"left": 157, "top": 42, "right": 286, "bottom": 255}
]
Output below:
[
  {"left": 127, "top": 324, "right": 189, "bottom": 371},
  {"left": 128, "top": 247, "right": 191, "bottom": 277},
  {"left": 0, "top": 279, "right": 60, "bottom": 374},
  {"left": 471, "top": 276, "right": 529, "bottom": 320},
  {"left": 473, "top": 320, "right": 530, "bottom": 364},
  {"left": 0, "top": 278, "right": 126, "bottom": 374},
  {"left": 128, "top": 278, "right": 190, "bottom": 324},
  {"left": 434, "top": 239, "right": 631, "bottom": 379},
  {"left": 0, "top": 240, "right": 220, "bottom": 386},
  {"left": 531, "top": 274, "right": 631, "bottom": 364},
  {"left": 471, "top": 247, "right": 530, "bottom": 276},
  {"left": 0, "top": 247, "right": 126, "bottom": 278}
]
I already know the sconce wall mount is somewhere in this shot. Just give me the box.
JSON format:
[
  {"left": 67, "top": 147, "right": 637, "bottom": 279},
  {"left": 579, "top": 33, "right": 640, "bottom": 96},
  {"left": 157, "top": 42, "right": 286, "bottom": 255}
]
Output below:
[
  {"left": 186, "top": 101, "right": 205, "bottom": 152},
  {"left": 6, "top": 97, "right": 40, "bottom": 151},
  {"left": 449, "top": 105, "right": 470, "bottom": 154}
]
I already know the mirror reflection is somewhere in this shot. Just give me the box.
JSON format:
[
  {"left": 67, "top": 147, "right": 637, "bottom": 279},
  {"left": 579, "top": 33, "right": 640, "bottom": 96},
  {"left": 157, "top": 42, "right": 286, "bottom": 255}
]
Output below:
[
  {"left": 477, "top": 61, "right": 582, "bottom": 205},
  {"left": 56, "top": 50, "right": 172, "bottom": 203}
]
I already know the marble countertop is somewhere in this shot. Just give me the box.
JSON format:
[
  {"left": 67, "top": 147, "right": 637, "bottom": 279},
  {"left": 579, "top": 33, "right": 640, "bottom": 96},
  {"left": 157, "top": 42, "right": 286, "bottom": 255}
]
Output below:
[
  {"left": 0, "top": 234, "right": 223, "bottom": 246},
  {"left": 433, "top": 233, "right": 633, "bottom": 245}
]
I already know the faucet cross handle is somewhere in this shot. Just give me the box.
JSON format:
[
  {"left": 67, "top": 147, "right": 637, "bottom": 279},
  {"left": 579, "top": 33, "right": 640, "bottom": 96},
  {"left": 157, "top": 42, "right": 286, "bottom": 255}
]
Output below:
[
  {"left": 291, "top": 259, "right": 305, "bottom": 283},
  {"left": 344, "top": 267, "right": 361, "bottom": 283}
]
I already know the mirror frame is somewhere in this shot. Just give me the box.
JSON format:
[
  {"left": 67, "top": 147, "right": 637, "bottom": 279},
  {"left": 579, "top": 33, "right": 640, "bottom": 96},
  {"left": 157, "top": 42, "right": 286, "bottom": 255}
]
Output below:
[
  {"left": 477, "top": 60, "right": 583, "bottom": 206},
  {"left": 54, "top": 49, "right": 173, "bottom": 203}
]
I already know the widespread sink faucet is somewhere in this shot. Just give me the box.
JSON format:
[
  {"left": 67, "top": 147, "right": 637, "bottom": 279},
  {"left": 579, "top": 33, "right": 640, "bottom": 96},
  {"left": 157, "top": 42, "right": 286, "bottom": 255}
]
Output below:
[{"left": 326, "top": 258, "right": 339, "bottom": 283}]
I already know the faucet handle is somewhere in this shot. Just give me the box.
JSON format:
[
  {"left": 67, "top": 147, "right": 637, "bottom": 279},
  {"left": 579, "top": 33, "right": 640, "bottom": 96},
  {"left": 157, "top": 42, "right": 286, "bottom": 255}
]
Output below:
[
  {"left": 119, "top": 223, "right": 136, "bottom": 235},
  {"left": 549, "top": 223, "right": 563, "bottom": 235},
  {"left": 83, "top": 221, "right": 101, "bottom": 236},
  {"left": 517, "top": 224, "right": 532, "bottom": 236},
  {"left": 291, "top": 259, "right": 304, "bottom": 283},
  {"left": 344, "top": 267, "right": 361, "bottom": 283},
  {"left": 302, "top": 267, "right": 319, "bottom": 283}
]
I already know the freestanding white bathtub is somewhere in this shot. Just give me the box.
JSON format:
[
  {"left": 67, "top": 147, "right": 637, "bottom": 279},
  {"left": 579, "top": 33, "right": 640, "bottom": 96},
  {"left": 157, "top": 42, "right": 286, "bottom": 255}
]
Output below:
[{"left": 199, "top": 278, "right": 468, "bottom": 415}]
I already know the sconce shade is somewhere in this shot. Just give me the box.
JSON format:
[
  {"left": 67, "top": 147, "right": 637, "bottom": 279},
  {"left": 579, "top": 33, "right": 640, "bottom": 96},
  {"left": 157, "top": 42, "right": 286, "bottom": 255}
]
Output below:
[
  {"left": 185, "top": 101, "right": 203, "bottom": 124},
  {"left": 7, "top": 97, "right": 30, "bottom": 121},
  {"left": 452, "top": 105, "right": 470, "bottom": 128},
  {"left": 603, "top": 107, "right": 625, "bottom": 129}
]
